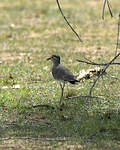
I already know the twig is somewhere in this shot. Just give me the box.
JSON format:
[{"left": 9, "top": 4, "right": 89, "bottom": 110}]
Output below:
[
  {"left": 107, "top": 0, "right": 113, "bottom": 18},
  {"left": 102, "top": 0, "right": 113, "bottom": 20},
  {"left": 89, "top": 52, "right": 120, "bottom": 96},
  {"left": 89, "top": 13, "right": 120, "bottom": 96},
  {"left": 76, "top": 59, "right": 120, "bottom": 66},
  {"left": 102, "top": 0, "right": 107, "bottom": 20},
  {"left": 56, "top": 0, "right": 82, "bottom": 42},
  {"left": 115, "top": 13, "right": 120, "bottom": 56}
]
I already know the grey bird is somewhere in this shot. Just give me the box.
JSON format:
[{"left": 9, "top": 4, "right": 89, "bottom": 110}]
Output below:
[{"left": 47, "top": 54, "right": 78, "bottom": 106}]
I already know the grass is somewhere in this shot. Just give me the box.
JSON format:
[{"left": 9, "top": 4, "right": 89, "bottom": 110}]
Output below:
[{"left": 0, "top": 0, "right": 120, "bottom": 149}]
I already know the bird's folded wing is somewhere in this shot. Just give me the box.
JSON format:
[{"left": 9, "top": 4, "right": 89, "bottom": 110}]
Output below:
[{"left": 63, "top": 74, "right": 75, "bottom": 81}]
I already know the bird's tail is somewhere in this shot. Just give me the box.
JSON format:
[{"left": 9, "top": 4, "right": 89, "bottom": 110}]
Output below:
[{"left": 69, "top": 80, "right": 79, "bottom": 84}]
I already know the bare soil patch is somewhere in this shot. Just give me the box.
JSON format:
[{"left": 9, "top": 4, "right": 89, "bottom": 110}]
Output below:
[{"left": 0, "top": 53, "right": 30, "bottom": 61}]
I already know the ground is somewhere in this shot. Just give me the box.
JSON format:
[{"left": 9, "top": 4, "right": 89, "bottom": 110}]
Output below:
[{"left": 0, "top": 0, "right": 120, "bottom": 149}]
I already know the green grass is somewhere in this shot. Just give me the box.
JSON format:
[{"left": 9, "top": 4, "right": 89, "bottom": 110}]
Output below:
[{"left": 0, "top": 0, "right": 120, "bottom": 149}]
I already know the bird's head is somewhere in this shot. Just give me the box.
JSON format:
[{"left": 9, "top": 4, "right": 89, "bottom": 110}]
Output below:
[{"left": 47, "top": 54, "right": 60, "bottom": 64}]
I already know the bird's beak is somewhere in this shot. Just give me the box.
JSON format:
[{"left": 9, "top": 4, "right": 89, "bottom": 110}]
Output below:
[
  {"left": 47, "top": 55, "right": 53, "bottom": 61},
  {"left": 47, "top": 57, "right": 51, "bottom": 61}
]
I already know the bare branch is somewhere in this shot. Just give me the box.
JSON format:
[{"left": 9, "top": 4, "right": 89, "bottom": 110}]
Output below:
[
  {"left": 115, "top": 13, "right": 120, "bottom": 56},
  {"left": 89, "top": 52, "right": 120, "bottom": 96},
  {"left": 56, "top": 0, "right": 83, "bottom": 42},
  {"left": 102, "top": 0, "right": 113, "bottom": 20},
  {"left": 107, "top": 0, "right": 113, "bottom": 18},
  {"left": 88, "top": 14, "right": 120, "bottom": 95},
  {"left": 102, "top": 0, "right": 107, "bottom": 20},
  {"left": 76, "top": 59, "right": 120, "bottom": 66}
]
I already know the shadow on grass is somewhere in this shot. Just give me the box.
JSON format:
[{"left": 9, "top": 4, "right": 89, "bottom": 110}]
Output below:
[{"left": 0, "top": 97, "right": 120, "bottom": 147}]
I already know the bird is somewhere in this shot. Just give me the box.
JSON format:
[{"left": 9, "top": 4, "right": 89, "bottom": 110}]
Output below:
[{"left": 47, "top": 54, "right": 78, "bottom": 106}]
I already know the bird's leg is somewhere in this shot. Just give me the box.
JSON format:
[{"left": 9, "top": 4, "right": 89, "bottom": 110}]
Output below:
[
  {"left": 60, "top": 82, "right": 65, "bottom": 106},
  {"left": 66, "top": 83, "right": 70, "bottom": 97}
]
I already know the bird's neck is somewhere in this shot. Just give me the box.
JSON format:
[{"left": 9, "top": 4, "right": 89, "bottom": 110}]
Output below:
[{"left": 53, "top": 62, "right": 60, "bottom": 67}]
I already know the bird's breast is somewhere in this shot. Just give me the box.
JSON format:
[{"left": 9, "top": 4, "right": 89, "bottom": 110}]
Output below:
[{"left": 52, "top": 66, "right": 60, "bottom": 80}]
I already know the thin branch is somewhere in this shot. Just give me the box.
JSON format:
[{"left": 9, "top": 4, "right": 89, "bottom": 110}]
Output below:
[
  {"left": 115, "top": 13, "right": 120, "bottom": 56},
  {"left": 107, "top": 0, "right": 113, "bottom": 18},
  {"left": 102, "top": 0, "right": 107, "bottom": 20},
  {"left": 102, "top": 0, "right": 113, "bottom": 20},
  {"left": 76, "top": 59, "right": 120, "bottom": 66},
  {"left": 84, "top": 13, "right": 120, "bottom": 96},
  {"left": 56, "top": 0, "right": 82, "bottom": 42},
  {"left": 89, "top": 52, "right": 120, "bottom": 96}
]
